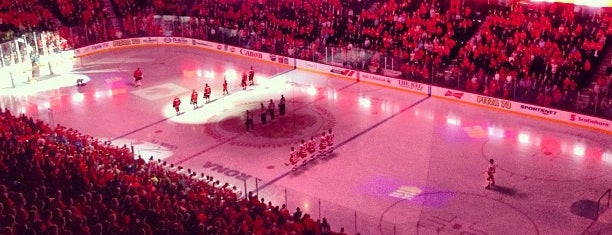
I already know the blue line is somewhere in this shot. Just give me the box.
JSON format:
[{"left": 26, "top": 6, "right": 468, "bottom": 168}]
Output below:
[
  {"left": 258, "top": 96, "right": 430, "bottom": 191},
  {"left": 111, "top": 117, "right": 173, "bottom": 141}
]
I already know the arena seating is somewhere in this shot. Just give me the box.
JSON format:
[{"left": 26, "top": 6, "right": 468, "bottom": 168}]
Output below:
[
  {"left": 0, "top": 108, "right": 340, "bottom": 234},
  {"left": 0, "top": 0, "right": 611, "bottom": 232}
]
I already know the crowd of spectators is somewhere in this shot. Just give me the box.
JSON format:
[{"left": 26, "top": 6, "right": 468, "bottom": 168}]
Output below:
[
  {"left": 0, "top": 108, "right": 343, "bottom": 234},
  {"left": 2, "top": 1, "right": 612, "bottom": 114},
  {"left": 450, "top": 1, "right": 612, "bottom": 117}
]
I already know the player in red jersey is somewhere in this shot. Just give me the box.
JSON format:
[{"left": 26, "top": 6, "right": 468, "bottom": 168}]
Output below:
[
  {"left": 307, "top": 136, "right": 317, "bottom": 161},
  {"left": 222, "top": 77, "right": 229, "bottom": 95},
  {"left": 241, "top": 72, "right": 248, "bottom": 90},
  {"left": 288, "top": 147, "right": 299, "bottom": 171},
  {"left": 204, "top": 83, "right": 212, "bottom": 103},
  {"left": 319, "top": 132, "right": 327, "bottom": 157},
  {"left": 485, "top": 159, "right": 496, "bottom": 189},
  {"left": 172, "top": 96, "right": 181, "bottom": 115},
  {"left": 133, "top": 68, "right": 143, "bottom": 87},
  {"left": 298, "top": 139, "right": 308, "bottom": 165},
  {"left": 326, "top": 129, "right": 335, "bottom": 154},
  {"left": 248, "top": 66, "right": 255, "bottom": 85},
  {"left": 190, "top": 90, "right": 198, "bottom": 109}
]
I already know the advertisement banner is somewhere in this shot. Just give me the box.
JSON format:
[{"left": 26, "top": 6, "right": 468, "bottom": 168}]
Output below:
[
  {"left": 162, "top": 37, "right": 189, "bottom": 45},
  {"left": 112, "top": 38, "right": 142, "bottom": 48},
  {"left": 395, "top": 79, "right": 427, "bottom": 94},
  {"left": 190, "top": 39, "right": 213, "bottom": 48},
  {"left": 141, "top": 37, "right": 159, "bottom": 45}
]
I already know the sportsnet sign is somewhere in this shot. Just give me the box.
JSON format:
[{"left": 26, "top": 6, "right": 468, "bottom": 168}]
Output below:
[{"left": 520, "top": 104, "right": 557, "bottom": 116}]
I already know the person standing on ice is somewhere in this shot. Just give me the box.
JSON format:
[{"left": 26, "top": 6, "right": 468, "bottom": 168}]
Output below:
[
  {"left": 260, "top": 102, "right": 267, "bottom": 125},
  {"left": 172, "top": 96, "right": 181, "bottom": 115},
  {"left": 190, "top": 89, "right": 198, "bottom": 109},
  {"left": 279, "top": 94, "right": 286, "bottom": 116},
  {"left": 222, "top": 77, "right": 229, "bottom": 95},
  {"left": 248, "top": 66, "right": 255, "bottom": 85},
  {"left": 133, "top": 68, "right": 143, "bottom": 87},
  {"left": 485, "top": 159, "right": 496, "bottom": 189},
  {"left": 204, "top": 83, "right": 212, "bottom": 103},
  {"left": 241, "top": 72, "right": 248, "bottom": 90}
]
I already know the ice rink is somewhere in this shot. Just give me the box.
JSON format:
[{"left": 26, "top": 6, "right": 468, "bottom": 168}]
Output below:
[{"left": 1, "top": 46, "right": 611, "bottom": 234}]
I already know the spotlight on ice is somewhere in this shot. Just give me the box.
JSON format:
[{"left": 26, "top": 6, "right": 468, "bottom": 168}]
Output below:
[
  {"left": 518, "top": 133, "right": 530, "bottom": 144},
  {"left": 446, "top": 116, "right": 460, "bottom": 126},
  {"left": 603, "top": 151, "right": 612, "bottom": 164},
  {"left": 359, "top": 97, "right": 371, "bottom": 107},
  {"left": 204, "top": 70, "right": 215, "bottom": 79},
  {"left": 307, "top": 85, "right": 317, "bottom": 96},
  {"left": 487, "top": 127, "right": 504, "bottom": 138},
  {"left": 573, "top": 144, "right": 585, "bottom": 157},
  {"left": 72, "top": 93, "right": 84, "bottom": 102},
  {"left": 224, "top": 69, "right": 237, "bottom": 81}
]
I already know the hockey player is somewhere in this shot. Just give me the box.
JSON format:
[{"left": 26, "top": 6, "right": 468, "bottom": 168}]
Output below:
[
  {"left": 133, "top": 68, "right": 143, "bottom": 87},
  {"left": 248, "top": 66, "right": 255, "bottom": 85},
  {"left": 287, "top": 147, "right": 299, "bottom": 171},
  {"left": 190, "top": 90, "right": 198, "bottom": 109},
  {"left": 222, "top": 78, "right": 229, "bottom": 95},
  {"left": 204, "top": 83, "right": 212, "bottom": 103},
  {"left": 172, "top": 96, "right": 181, "bottom": 115},
  {"left": 326, "top": 129, "right": 335, "bottom": 154},
  {"left": 318, "top": 131, "right": 327, "bottom": 157},
  {"left": 485, "top": 159, "right": 496, "bottom": 189},
  {"left": 307, "top": 136, "right": 317, "bottom": 161},
  {"left": 241, "top": 72, "right": 248, "bottom": 90},
  {"left": 298, "top": 139, "right": 308, "bottom": 166}
]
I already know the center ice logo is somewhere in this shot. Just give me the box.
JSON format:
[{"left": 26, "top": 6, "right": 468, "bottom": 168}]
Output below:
[{"left": 203, "top": 101, "right": 336, "bottom": 148}]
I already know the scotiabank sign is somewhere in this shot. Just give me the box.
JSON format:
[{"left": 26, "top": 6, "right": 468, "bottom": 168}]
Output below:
[
  {"left": 520, "top": 104, "right": 557, "bottom": 116},
  {"left": 569, "top": 114, "right": 610, "bottom": 127},
  {"left": 240, "top": 49, "right": 262, "bottom": 59}
]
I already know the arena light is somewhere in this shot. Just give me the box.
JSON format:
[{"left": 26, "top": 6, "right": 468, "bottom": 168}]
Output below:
[
  {"left": 95, "top": 91, "right": 104, "bottom": 99},
  {"left": 446, "top": 116, "right": 461, "bottom": 126},
  {"left": 224, "top": 69, "right": 237, "bottom": 81},
  {"left": 359, "top": 97, "right": 371, "bottom": 107},
  {"left": 487, "top": 127, "right": 504, "bottom": 138},
  {"left": 603, "top": 151, "right": 612, "bottom": 164},
  {"left": 573, "top": 144, "right": 585, "bottom": 156},
  {"left": 307, "top": 85, "right": 317, "bottom": 96},
  {"left": 72, "top": 93, "right": 84, "bottom": 102},
  {"left": 518, "top": 133, "right": 530, "bottom": 144},
  {"left": 204, "top": 70, "right": 215, "bottom": 79}
]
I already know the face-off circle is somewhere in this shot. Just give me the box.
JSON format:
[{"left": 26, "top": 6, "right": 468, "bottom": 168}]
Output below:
[{"left": 204, "top": 100, "right": 336, "bottom": 148}]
